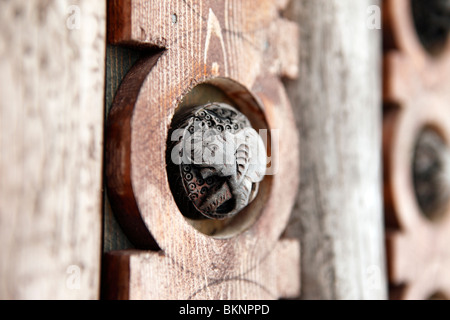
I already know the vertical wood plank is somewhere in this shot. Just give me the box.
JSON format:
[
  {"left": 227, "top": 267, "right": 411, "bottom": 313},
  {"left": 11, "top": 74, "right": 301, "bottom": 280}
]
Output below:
[
  {"left": 0, "top": 0, "right": 106, "bottom": 299},
  {"left": 284, "top": 0, "right": 387, "bottom": 299},
  {"left": 102, "top": 0, "right": 301, "bottom": 299}
]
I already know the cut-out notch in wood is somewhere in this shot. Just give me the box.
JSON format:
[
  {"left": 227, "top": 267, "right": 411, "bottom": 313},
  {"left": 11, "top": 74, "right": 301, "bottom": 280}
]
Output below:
[{"left": 383, "top": 0, "right": 450, "bottom": 300}]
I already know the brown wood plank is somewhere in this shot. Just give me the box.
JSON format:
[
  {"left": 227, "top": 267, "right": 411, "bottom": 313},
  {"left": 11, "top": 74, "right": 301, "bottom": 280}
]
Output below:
[
  {"left": 103, "top": 240, "right": 299, "bottom": 300},
  {"left": 103, "top": 0, "right": 301, "bottom": 300}
]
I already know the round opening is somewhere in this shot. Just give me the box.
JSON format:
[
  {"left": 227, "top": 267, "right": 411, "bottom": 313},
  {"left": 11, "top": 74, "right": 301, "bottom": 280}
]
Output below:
[
  {"left": 413, "top": 126, "right": 450, "bottom": 222},
  {"left": 166, "top": 79, "right": 272, "bottom": 238},
  {"left": 428, "top": 291, "right": 448, "bottom": 300},
  {"left": 411, "top": 0, "right": 450, "bottom": 57}
]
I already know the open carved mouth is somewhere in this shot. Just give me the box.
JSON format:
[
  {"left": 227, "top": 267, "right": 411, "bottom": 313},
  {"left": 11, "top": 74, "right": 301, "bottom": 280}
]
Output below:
[
  {"left": 183, "top": 164, "right": 235, "bottom": 219},
  {"left": 198, "top": 181, "right": 235, "bottom": 216}
]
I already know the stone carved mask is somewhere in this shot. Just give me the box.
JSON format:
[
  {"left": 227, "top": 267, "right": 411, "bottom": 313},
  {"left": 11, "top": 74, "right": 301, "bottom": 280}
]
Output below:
[{"left": 168, "top": 103, "right": 267, "bottom": 220}]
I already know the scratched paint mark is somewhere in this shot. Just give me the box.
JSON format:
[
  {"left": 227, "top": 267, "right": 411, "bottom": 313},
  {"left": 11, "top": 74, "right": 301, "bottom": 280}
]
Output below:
[{"left": 204, "top": 8, "right": 228, "bottom": 76}]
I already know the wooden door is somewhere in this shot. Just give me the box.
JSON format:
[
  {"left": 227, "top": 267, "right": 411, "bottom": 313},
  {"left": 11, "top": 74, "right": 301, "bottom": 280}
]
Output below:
[{"left": 2, "top": 0, "right": 422, "bottom": 301}]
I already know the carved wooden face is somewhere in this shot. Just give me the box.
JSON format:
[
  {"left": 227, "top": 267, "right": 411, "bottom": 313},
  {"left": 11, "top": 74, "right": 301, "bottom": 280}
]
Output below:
[{"left": 168, "top": 103, "right": 266, "bottom": 220}]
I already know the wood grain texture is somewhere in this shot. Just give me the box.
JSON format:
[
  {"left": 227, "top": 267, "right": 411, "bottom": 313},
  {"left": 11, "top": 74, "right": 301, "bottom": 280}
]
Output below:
[
  {"left": 107, "top": 0, "right": 299, "bottom": 79},
  {"left": 104, "top": 0, "right": 300, "bottom": 300},
  {"left": 283, "top": 0, "right": 388, "bottom": 300},
  {"left": 0, "top": 0, "right": 106, "bottom": 299},
  {"left": 383, "top": 0, "right": 450, "bottom": 300}
]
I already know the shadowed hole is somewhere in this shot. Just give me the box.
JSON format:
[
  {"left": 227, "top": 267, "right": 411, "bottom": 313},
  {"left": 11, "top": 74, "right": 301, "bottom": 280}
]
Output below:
[
  {"left": 411, "top": 0, "right": 450, "bottom": 57},
  {"left": 428, "top": 292, "right": 448, "bottom": 300},
  {"left": 413, "top": 127, "right": 450, "bottom": 222},
  {"left": 166, "top": 80, "right": 272, "bottom": 239}
]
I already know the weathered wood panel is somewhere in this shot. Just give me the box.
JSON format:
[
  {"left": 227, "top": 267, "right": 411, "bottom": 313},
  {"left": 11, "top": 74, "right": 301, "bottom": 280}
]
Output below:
[
  {"left": 0, "top": 0, "right": 106, "bottom": 299},
  {"left": 284, "top": 0, "right": 387, "bottom": 300}
]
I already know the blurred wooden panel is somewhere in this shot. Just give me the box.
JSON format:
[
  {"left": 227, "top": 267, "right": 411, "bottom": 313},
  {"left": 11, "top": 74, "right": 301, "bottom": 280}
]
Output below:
[
  {"left": 0, "top": 0, "right": 106, "bottom": 299},
  {"left": 284, "top": 0, "right": 387, "bottom": 300},
  {"left": 382, "top": 0, "right": 450, "bottom": 300}
]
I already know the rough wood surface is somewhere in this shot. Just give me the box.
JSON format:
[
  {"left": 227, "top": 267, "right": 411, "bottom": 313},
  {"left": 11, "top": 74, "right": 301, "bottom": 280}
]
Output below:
[
  {"left": 383, "top": 0, "right": 450, "bottom": 300},
  {"left": 284, "top": 0, "right": 387, "bottom": 300},
  {"left": 104, "top": 0, "right": 300, "bottom": 300},
  {"left": 103, "top": 239, "right": 299, "bottom": 300},
  {"left": 0, "top": 0, "right": 106, "bottom": 299}
]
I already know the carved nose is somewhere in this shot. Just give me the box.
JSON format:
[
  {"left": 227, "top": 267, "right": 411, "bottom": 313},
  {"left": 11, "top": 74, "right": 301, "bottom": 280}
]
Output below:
[{"left": 167, "top": 102, "right": 267, "bottom": 220}]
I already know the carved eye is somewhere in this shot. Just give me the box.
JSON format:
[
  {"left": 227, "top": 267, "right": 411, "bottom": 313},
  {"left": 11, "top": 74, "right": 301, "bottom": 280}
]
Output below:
[{"left": 209, "top": 144, "right": 219, "bottom": 151}]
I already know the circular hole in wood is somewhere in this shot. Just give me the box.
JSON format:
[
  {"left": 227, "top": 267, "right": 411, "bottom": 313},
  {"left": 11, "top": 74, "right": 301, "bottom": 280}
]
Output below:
[
  {"left": 411, "top": 0, "right": 450, "bottom": 57},
  {"left": 428, "top": 292, "right": 448, "bottom": 300},
  {"left": 413, "top": 126, "right": 450, "bottom": 222},
  {"left": 166, "top": 79, "right": 272, "bottom": 239}
]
